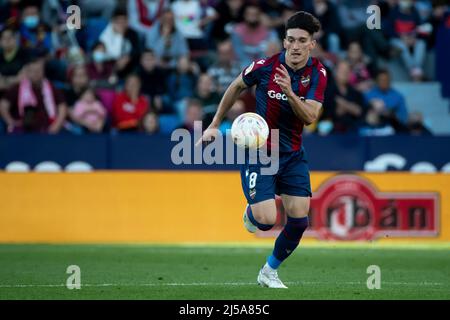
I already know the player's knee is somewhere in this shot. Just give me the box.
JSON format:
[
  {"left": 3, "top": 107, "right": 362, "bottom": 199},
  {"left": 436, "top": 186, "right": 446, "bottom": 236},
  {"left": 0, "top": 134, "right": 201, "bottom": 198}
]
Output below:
[
  {"left": 283, "top": 200, "right": 310, "bottom": 219},
  {"left": 249, "top": 208, "right": 276, "bottom": 230},
  {"left": 284, "top": 216, "right": 309, "bottom": 240},
  {"left": 251, "top": 209, "right": 276, "bottom": 226}
]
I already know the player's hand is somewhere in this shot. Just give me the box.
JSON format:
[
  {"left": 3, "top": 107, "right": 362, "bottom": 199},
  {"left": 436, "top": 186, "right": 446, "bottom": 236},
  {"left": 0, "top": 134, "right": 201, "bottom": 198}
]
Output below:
[
  {"left": 275, "top": 64, "right": 293, "bottom": 96},
  {"left": 195, "top": 125, "right": 220, "bottom": 147}
]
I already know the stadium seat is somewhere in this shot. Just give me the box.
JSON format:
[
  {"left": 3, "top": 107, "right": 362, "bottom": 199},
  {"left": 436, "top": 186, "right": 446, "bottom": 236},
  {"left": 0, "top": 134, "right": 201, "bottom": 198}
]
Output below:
[
  {"left": 84, "top": 18, "right": 108, "bottom": 51},
  {"left": 158, "top": 115, "right": 181, "bottom": 134},
  {"left": 394, "top": 82, "right": 450, "bottom": 135}
]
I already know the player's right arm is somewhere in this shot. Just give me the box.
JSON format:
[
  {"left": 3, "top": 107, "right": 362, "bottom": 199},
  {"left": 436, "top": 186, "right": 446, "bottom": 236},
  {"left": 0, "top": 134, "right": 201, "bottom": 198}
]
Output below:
[{"left": 195, "top": 74, "right": 248, "bottom": 146}]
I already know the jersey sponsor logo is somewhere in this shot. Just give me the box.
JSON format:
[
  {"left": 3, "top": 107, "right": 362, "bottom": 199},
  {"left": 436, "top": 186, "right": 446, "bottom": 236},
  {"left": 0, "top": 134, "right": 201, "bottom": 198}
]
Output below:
[
  {"left": 300, "top": 75, "right": 310, "bottom": 87},
  {"left": 268, "top": 90, "right": 288, "bottom": 101},
  {"left": 244, "top": 62, "right": 255, "bottom": 75},
  {"left": 257, "top": 175, "right": 439, "bottom": 241}
]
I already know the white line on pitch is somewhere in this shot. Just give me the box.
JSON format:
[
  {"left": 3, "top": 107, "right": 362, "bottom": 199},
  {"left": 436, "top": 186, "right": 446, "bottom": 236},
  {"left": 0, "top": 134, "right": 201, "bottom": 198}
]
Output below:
[{"left": 0, "top": 281, "right": 445, "bottom": 288}]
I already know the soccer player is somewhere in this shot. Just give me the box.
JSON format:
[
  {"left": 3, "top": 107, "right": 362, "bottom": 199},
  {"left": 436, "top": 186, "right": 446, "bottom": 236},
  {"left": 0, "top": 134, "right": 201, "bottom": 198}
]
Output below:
[{"left": 197, "top": 11, "right": 327, "bottom": 288}]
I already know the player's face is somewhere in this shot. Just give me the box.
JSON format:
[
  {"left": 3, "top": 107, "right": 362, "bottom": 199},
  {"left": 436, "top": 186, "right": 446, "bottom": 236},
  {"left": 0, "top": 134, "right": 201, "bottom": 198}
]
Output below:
[{"left": 284, "top": 29, "right": 315, "bottom": 66}]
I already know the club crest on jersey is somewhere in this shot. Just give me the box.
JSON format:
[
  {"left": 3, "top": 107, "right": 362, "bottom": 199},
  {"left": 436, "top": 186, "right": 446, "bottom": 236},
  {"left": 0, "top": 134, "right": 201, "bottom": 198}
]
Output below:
[{"left": 300, "top": 75, "right": 310, "bottom": 87}]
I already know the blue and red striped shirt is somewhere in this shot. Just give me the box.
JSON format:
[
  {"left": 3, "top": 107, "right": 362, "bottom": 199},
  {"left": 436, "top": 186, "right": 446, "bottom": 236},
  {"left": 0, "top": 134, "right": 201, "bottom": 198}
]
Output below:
[{"left": 241, "top": 50, "right": 327, "bottom": 153}]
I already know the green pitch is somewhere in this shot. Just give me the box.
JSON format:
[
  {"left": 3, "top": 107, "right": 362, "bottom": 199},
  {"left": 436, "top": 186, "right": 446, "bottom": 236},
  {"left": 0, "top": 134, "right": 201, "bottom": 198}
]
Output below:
[{"left": 0, "top": 244, "right": 449, "bottom": 300}]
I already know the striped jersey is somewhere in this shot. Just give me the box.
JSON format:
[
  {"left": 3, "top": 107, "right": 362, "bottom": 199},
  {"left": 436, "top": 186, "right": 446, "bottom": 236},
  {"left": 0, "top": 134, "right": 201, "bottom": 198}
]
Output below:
[{"left": 241, "top": 50, "right": 327, "bottom": 152}]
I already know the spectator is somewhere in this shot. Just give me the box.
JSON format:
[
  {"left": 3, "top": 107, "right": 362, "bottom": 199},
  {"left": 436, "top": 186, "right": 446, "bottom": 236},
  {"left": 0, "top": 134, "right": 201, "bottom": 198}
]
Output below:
[
  {"left": 265, "top": 39, "right": 282, "bottom": 57},
  {"left": 329, "top": 60, "right": 368, "bottom": 133},
  {"left": 41, "top": 0, "right": 73, "bottom": 27},
  {"left": 345, "top": 41, "right": 375, "bottom": 93},
  {"left": 272, "top": 5, "right": 298, "bottom": 41},
  {"left": 387, "top": 0, "right": 430, "bottom": 81},
  {"left": 0, "top": 27, "right": 29, "bottom": 93},
  {"left": 65, "top": 65, "right": 90, "bottom": 108},
  {"left": 364, "top": 69, "right": 409, "bottom": 125},
  {"left": 218, "top": 98, "right": 245, "bottom": 134},
  {"left": 194, "top": 73, "right": 221, "bottom": 124},
  {"left": 207, "top": 39, "right": 240, "bottom": 95},
  {"left": 19, "top": 2, "right": 54, "bottom": 57},
  {"left": 311, "top": 41, "right": 338, "bottom": 70},
  {"left": 86, "top": 42, "right": 116, "bottom": 88},
  {"left": 177, "top": 98, "right": 204, "bottom": 133},
  {"left": 145, "top": 8, "right": 189, "bottom": 69},
  {"left": 259, "top": 0, "right": 290, "bottom": 33},
  {"left": 337, "top": 0, "right": 390, "bottom": 67},
  {"left": 70, "top": 87, "right": 107, "bottom": 133},
  {"left": 64, "top": 64, "right": 91, "bottom": 134},
  {"left": 141, "top": 111, "right": 160, "bottom": 134},
  {"left": 136, "top": 49, "right": 167, "bottom": 112},
  {"left": 171, "top": 0, "right": 218, "bottom": 51},
  {"left": 406, "top": 111, "right": 432, "bottom": 135},
  {"left": 127, "top": 0, "right": 170, "bottom": 35},
  {"left": 231, "top": 4, "right": 279, "bottom": 68},
  {"left": 99, "top": 7, "right": 142, "bottom": 78},
  {"left": 303, "top": 0, "right": 342, "bottom": 55},
  {"left": 167, "top": 56, "right": 199, "bottom": 117},
  {"left": 112, "top": 73, "right": 150, "bottom": 131},
  {"left": 358, "top": 105, "right": 396, "bottom": 136},
  {"left": 211, "top": 0, "right": 245, "bottom": 41},
  {"left": 0, "top": 0, "right": 22, "bottom": 29},
  {"left": 0, "top": 57, "right": 67, "bottom": 134}
]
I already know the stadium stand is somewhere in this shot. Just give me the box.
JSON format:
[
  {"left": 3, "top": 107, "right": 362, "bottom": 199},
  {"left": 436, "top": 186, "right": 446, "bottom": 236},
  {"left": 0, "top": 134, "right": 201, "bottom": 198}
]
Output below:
[{"left": 0, "top": 0, "right": 448, "bottom": 136}]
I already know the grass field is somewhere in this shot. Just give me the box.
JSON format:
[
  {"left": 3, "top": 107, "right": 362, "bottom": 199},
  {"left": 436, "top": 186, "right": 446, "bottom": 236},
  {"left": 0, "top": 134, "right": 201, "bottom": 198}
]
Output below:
[{"left": 0, "top": 244, "right": 449, "bottom": 300}]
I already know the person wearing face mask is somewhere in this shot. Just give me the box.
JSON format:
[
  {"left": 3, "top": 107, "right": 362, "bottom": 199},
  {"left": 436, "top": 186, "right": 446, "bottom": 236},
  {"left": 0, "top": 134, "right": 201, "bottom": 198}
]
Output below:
[
  {"left": 19, "top": 3, "right": 53, "bottom": 57},
  {"left": 87, "top": 42, "right": 116, "bottom": 88},
  {"left": 231, "top": 4, "right": 279, "bottom": 68}
]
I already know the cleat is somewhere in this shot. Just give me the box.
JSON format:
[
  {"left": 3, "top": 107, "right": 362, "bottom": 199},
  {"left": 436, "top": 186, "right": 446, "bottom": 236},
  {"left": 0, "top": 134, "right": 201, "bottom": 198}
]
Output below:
[
  {"left": 257, "top": 266, "right": 288, "bottom": 289},
  {"left": 243, "top": 204, "right": 257, "bottom": 233}
]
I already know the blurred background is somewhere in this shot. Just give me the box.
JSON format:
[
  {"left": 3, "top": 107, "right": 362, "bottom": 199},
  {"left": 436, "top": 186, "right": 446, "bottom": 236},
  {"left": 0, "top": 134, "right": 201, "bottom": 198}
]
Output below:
[{"left": 0, "top": 0, "right": 449, "bottom": 244}]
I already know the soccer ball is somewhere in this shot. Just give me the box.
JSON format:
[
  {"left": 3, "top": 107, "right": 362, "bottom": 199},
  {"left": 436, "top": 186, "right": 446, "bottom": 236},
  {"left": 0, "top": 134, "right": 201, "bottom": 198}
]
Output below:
[{"left": 230, "top": 112, "right": 269, "bottom": 149}]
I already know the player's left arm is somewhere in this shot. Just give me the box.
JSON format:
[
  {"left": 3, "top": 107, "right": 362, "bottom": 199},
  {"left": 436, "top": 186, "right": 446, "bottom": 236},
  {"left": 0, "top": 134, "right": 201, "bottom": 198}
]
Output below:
[{"left": 275, "top": 64, "right": 326, "bottom": 125}]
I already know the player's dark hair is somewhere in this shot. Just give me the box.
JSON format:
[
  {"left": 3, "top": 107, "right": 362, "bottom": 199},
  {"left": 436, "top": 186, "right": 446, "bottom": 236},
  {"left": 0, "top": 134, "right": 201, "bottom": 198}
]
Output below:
[{"left": 285, "top": 11, "right": 321, "bottom": 36}]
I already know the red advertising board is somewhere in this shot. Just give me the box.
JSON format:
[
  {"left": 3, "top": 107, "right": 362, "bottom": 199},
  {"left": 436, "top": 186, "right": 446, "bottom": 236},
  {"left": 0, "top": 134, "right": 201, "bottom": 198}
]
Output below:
[{"left": 258, "top": 175, "right": 439, "bottom": 241}]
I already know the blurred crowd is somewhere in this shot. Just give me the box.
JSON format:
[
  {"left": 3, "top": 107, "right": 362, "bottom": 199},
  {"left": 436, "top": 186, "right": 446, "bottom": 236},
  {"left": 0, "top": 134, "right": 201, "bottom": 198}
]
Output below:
[{"left": 0, "top": 0, "right": 448, "bottom": 137}]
